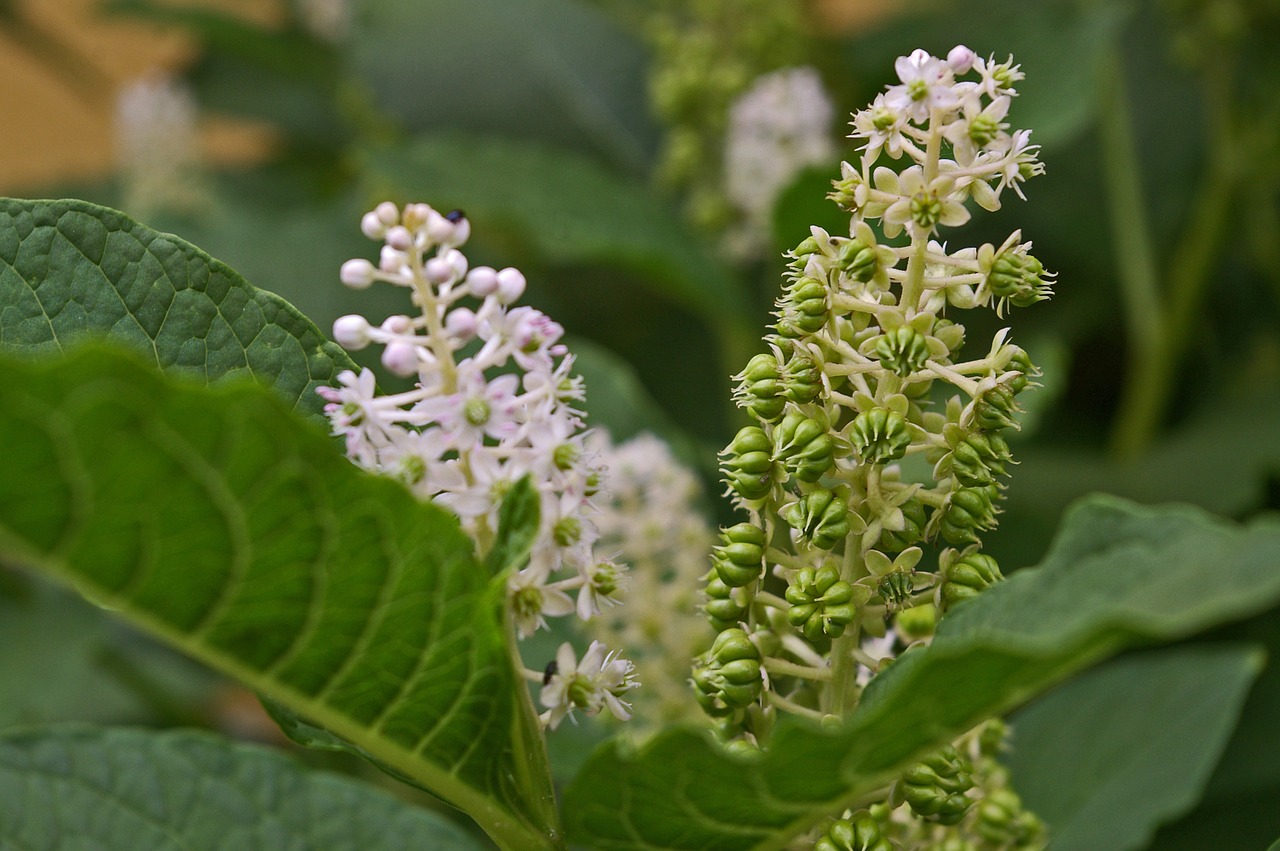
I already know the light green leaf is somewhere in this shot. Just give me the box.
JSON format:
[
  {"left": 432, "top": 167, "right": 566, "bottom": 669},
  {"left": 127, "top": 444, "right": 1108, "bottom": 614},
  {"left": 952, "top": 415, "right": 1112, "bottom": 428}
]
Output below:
[
  {"left": 1007, "top": 646, "right": 1263, "bottom": 851},
  {"left": 0, "top": 345, "right": 560, "bottom": 850},
  {"left": 0, "top": 197, "right": 356, "bottom": 419},
  {"left": 485, "top": 476, "right": 542, "bottom": 577},
  {"left": 564, "top": 496, "right": 1280, "bottom": 851},
  {"left": 0, "top": 726, "right": 484, "bottom": 850},
  {"left": 360, "top": 137, "right": 751, "bottom": 334}
]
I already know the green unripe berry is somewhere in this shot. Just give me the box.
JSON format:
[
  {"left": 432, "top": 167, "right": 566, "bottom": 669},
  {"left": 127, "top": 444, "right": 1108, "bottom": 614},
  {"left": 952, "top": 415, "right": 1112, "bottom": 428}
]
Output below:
[
  {"left": 850, "top": 408, "right": 911, "bottom": 465},
  {"left": 895, "top": 602, "right": 936, "bottom": 639},
  {"left": 703, "top": 575, "right": 748, "bottom": 630},
  {"left": 874, "top": 325, "right": 931, "bottom": 376},
  {"left": 880, "top": 498, "right": 928, "bottom": 552},
  {"left": 774, "top": 412, "right": 835, "bottom": 482},
  {"left": 723, "top": 426, "right": 775, "bottom": 500},
  {"left": 838, "top": 239, "right": 879, "bottom": 283},
  {"left": 948, "top": 431, "right": 1011, "bottom": 487},
  {"left": 900, "top": 746, "right": 975, "bottom": 825},
  {"left": 693, "top": 627, "right": 764, "bottom": 716},
  {"left": 814, "top": 814, "right": 892, "bottom": 851},
  {"left": 741, "top": 353, "right": 787, "bottom": 421},
  {"left": 712, "top": 523, "right": 766, "bottom": 587},
  {"left": 783, "top": 356, "right": 822, "bottom": 404},
  {"left": 939, "top": 485, "right": 1001, "bottom": 546},
  {"left": 781, "top": 489, "right": 850, "bottom": 550},
  {"left": 878, "top": 569, "right": 915, "bottom": 608},
  {"left": 977, "top": 788, "right": 1045, "bottom": 847},
  {"left": 785, "top": 565, "right": 857, "bottom": 641},
  {"left": 776, "top": 278, "right": 829, "bottom": 337},
  {"left": 973, "top": 383, "right": 1022, "bottom": 431},
  {"left": 939, "top": 551, "right": 1004, "bottom": 610},
  {"left": 989, "top": 249, "right": 1053, "bottom": 307}
]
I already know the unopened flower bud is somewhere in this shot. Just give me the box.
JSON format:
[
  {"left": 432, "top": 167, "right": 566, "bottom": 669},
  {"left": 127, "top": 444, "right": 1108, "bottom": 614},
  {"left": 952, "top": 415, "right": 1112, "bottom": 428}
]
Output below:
[
  {"left": 424, "top": 256, "right": 455, "bottom": 285},
  {"left": 381, "top": 341, "right": 420, "bottom": 377},
  {"left": 496, "top": 267, "right": 526, "bottom": 304},
  {"left": 332, "top": 314, "right": 371, "bottom": 350},
  {"left": 445, "top": 307, "right": 478, "bottom": 340},
  {"left": 947, "top": 45, "right": 977, "bottom": 73},
  {"left": 340, "top": 258, "right": 377, "bottom": 289},
  {"left": 465, "top": 265, "right": 499, "bottom": 297},
  {"left": 381, "top": 314, "right": 413, "bottom": 334},
  {"left": 361, "top": 211, "right": 387, "bottom": 240},
  {"left": 385, "top": 225, "right": 414, "bottom": 252}
]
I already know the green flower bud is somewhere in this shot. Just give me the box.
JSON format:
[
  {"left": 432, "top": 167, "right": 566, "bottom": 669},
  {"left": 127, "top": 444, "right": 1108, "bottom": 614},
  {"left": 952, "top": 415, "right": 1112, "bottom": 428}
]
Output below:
[
  {"left": 939, "top": 551, "right": 1004, "bottom": 611},
  {"left": 785, "top": 564, "right": 857, "bottom": 641},
  {"left": 900, "top": 746, "right": 974, "bottom": 825},
  {"left": 880, "top": 497, "right": 928, "bottom": 553},
  {"left": 814, "top": 813, "right": 892, "bottom": 851},
  {"left": 947, "top": 431, "right": 1012, "bottom": 487},
  {"left": 939, "top": 485, "right": 1002, "bottom": 546},
  {"left": 829, "top": 169, "right": 864, "bottom": 212},
  {"left": 693, "top": 627, "right": 764, "bottom": 716},
  {"left": 722, "top": 426, "right": 774, "bottom": 500},
  {"left": 838, "top": 238, "right": 879, "bottom": 283},
  {"left": 703, "top": 575, "right": 748, "bottom": 630},
  {"left": 712, "top": 523, "right": 766, "bottom": 587},
  {"left": 850, "top": 408, "right": 911, "bottom": 465},
  {"left": 989, "top": 248, "right": 1053, "bottom": 307},
  {"left": 783, "top": 356, "right": 822, "bottom": 404},
  {"left": 874, "top": 325, "right": 931, "bottom": 377},
  {"left": 775, "top": 278, "right": 829, "bottom": 337},
  {"left": 774, "top": 411, "right": 835, "bottom": 482},
  {"left": 781, "top": 489, "right": 850, "bottom": 550}
]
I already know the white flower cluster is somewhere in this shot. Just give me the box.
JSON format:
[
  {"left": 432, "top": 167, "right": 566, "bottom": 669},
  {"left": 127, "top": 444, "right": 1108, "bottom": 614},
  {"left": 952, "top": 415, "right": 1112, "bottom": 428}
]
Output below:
[
  {"left": 586, "top": 433, "right": 715, "bottom": 726},
  {"left": 842, "top": 46, "right": 1042, "bottom": 234},
  {"left": 296, "top": 0, "right": 350, "bottom": 42},
  {"left": 114, "top": 72, "right": 205, "bottom": 217},
  {"left": 319, "top": 202, "right": 637, "bottom": 729},
  {"left": 724, "top": 66, "right": 838, "bottom": 256}
]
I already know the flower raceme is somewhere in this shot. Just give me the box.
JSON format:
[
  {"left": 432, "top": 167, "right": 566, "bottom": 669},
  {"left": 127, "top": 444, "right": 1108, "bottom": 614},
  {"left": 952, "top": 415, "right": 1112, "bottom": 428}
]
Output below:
[
  {"left": 319, "top": 202, "right": 637, "bottom": 729},
  {"left": 705, "top": 46, "right": 1050, "bottom": 848}
]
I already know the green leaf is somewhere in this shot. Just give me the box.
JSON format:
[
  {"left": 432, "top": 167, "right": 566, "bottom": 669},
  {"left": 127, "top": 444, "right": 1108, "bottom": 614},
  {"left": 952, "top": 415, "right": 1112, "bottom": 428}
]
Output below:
[
  {"left": 0, "top": 344, "right": 560, "bottom": 850},
  {"left": 0, "top": 726, "right": 484, "bottom": 850},
  {"left": 564, "top": 496, "right": 1280, "bottom": 851},
  {"left": 1007, "top": 645, "right": 1263, "bottom": 851},
  {"left": 485, "top": 476, "right": 542, "bottom": 577},
  {"left": 0, "top": 198, "right": 357, "bottom": 419},
  {"left": 360, "top": 136, "right": 750, "bottom": 334}
]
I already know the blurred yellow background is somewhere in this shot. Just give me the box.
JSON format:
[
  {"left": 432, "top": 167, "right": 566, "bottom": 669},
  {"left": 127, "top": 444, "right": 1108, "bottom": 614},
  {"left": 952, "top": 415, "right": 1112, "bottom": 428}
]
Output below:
[{"left": 0, "top": 0, "right": 276, "bottom": 193}]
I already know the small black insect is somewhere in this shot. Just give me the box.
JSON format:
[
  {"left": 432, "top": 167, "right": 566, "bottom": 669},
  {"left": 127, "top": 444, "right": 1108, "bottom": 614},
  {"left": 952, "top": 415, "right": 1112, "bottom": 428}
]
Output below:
[
  {"left": 542, "top": 659, "right": 558, "bottom": 685},
  {"left": 445, "top": 209, "right": 466, "bottom": 224}
]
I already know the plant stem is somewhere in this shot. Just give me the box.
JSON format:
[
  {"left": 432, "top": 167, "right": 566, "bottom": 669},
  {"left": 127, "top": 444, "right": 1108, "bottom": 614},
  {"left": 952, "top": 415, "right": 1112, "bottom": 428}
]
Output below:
[{"left": 1107, "top": 53, "right": 1237, "bottom": 456}]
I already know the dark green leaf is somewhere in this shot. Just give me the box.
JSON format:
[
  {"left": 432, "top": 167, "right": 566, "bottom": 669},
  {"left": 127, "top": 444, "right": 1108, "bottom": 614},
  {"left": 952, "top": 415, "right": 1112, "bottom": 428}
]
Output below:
[
  {"left": 485, "top": 476, "right": 541, "bottom": 576},
  {"left": 0, "top": 345, "right": 560, "bottom": 850},
  {"left": 0, "top": 198, "right": 357, "bottom": 420},
  {"left": 564, "top": 496, "right": 1280, "bottom": 851},
  {"left": 0, "top": 726, "right": 484, "bottom": 850},
  {"left": 360, "top": 136, "right": 751, "bottom": 335},
  {"left": 1007, "top": 646, "right": 1263, "bottom": 851}
]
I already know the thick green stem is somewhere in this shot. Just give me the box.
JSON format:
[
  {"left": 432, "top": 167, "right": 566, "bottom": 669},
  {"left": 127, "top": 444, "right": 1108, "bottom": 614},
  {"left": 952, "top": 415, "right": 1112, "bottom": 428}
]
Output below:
[{"left": 1108, "top": 55, "right": 1237, "bottom": 456}]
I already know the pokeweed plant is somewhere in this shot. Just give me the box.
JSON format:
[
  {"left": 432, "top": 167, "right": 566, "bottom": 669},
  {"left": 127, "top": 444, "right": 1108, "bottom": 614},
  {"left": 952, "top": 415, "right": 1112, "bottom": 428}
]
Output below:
[{"left": 1, "top": 45, "right": 1279, "bottom": 851}]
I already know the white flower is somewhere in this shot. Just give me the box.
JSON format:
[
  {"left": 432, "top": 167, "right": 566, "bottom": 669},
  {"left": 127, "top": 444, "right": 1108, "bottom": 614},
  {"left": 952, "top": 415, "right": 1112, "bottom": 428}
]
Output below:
[
  {"left": 724, "top": 67, "right": 837, "bottom": 255},
  {"left": 115, "top": 72, "right": 205, "bottom": 216},
  {"left": 884, "top": 49, "right": 959, "bottom": 123},
  {"left": 508, "top": 566, "right": 576, "bottom": 639},
  {"left": 539, "top": 641, "right": 638, "bottom": 729}
]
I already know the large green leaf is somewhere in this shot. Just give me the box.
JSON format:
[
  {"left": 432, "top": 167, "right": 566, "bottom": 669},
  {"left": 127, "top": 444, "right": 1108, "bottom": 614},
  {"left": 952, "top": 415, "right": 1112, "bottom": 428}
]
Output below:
[
  {"left": 0, "top": 198, "right": 356, "bottom": 419},
  {"left": 0, "top": 345, "right": 560, "bottom": 850},
  {"left": 563, "top": 497, "right": 1280, "bottom": 851},
  {"left": 1007, "top": 645, "right": 1263, "bottom": 851},
  {"left": 0, "top": 726, "right": 484, "bottom": 850},
  {"left": 360, "top": 137, "right": 751, "bottom": 335}
]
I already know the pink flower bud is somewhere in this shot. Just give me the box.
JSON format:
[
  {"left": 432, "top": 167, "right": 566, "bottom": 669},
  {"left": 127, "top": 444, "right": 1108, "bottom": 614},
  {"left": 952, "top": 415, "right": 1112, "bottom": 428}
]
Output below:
[
  {"left": 386, "top": 225, "right": 414, "bottom": 252},
  {"left": 496, "top": 267, "right": 526, "bottom": 304},
  {"left": 340, "top": 258, "right": 376, "bottom": 289},
  {"left": 333, "top": 314, "right": 371, "bottom": 350},
  {"left": 445, "top": 307, "right": 478, "bottom": 340},
  {"left": 382, "top": 341, "right": 420, "bottom": 377},
  {"left": 947, "top": 45, "right": 976, "bottom": 74},
  {"left": 360, "top": 211, "right": 386, "bottom": 240},
  {"left": 466, "top": 266, "right": 499, "bottom": 297},
  {"left": 375, "top": 201, "right": 399, "bottom": 225}
]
